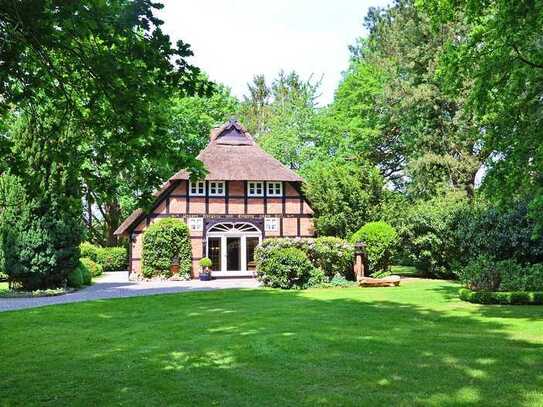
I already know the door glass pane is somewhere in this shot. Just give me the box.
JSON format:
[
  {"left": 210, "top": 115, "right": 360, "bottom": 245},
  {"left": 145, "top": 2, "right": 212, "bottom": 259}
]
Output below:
[
  {"left": 246, "top": 237, "right": 259, "bottom": 271},
  {"left": 227, "top": 237, "right": 240, "bottom": 271},
  {"left": 208, "top": 237, "right": 221, "bottom": 271}
]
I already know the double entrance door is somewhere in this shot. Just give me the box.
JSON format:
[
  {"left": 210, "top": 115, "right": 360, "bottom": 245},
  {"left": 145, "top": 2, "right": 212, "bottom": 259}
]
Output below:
[{"left": 207, "top": 235, "right": 260, "bottom": 272}]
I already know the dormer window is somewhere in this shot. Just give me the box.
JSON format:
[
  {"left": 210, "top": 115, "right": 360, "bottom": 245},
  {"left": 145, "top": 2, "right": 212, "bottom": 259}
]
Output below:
[
  {"left": 248, "top": 181, "right": 264, "bottom": 197},
  {"left": 266, "top": 182, "right": 283, "bottom": 197},
  {"left": 209, "top": 181, "right": 225, "bottom": 196},
  {"left": 189, "top": 181, "right": 205, "bottom": 196}
]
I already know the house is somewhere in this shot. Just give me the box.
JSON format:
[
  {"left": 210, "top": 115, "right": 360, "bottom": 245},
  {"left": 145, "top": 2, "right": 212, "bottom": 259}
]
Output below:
[{"left": 114, "top": 119, "right": 315, "bottom": 278}]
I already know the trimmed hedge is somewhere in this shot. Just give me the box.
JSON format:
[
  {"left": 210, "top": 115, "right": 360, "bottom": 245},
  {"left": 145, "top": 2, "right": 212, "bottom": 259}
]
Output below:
[
  {"left": 459, "top": 288, "right": 543, "bottom": 305},
  {"left": 142, "top": 218, "right": 192, "bottom": 278},
  {"left": 96, "top": 247, "right": 127, "bottom": 271},
  {"left": 256, "top": 247, "right": 322, "bottom": 289},
  {"left": 255, "top": 237, "right": 354, "bottom": 281},
  {"left": 79, "top": 242, "right": 128, "bottom": 271}
]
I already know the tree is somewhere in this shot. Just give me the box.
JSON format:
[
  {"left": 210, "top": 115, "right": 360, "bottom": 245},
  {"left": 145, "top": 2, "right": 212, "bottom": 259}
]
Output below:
[
  {"left": 238, "top": 71, "right": 322, "bottom": 170},
  {"left": 0, "top": 1, "right": 209, "bottom": 287},
  {"left": 86, "top": 83, "right": 239, "bottom": 246},
  {"left": 419, "top": 0, "right": 543, "bottom": 226},
  {"left": 332, "top": 0, "right": 488, "bottom": 198},
  {"left": 302, "top": 159, "right": 385, "bottom": 237}
]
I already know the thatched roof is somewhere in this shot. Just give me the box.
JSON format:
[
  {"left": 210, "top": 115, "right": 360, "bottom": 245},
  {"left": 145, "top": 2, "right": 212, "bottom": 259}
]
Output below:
[
  {"left": 172, "top": 120, "right": 303, "bottom": 182},
  {"left": 114, "top": 120, "right": 303, "bottom": 235}
]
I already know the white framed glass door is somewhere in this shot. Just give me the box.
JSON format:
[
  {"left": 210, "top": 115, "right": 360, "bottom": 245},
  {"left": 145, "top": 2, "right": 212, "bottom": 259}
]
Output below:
[{"left": 206, "top": 222, "right": 261, "bottom": 272}]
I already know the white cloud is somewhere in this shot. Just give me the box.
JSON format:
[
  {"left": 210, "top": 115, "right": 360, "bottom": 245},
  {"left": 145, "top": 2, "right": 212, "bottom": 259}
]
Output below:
[{"left": 158, "top": 0, "right": 391, "bottom": 105}]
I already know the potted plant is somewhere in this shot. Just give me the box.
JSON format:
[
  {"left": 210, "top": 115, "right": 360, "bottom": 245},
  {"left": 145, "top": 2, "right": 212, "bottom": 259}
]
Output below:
[{"left": 199, "top": 257, "right": 213, "bottom": 281}]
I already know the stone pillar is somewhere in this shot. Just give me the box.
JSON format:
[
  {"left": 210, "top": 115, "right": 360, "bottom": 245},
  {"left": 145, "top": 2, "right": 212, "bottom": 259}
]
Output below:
[{"left": 353, "top": 242, "right": 366, "bottom": 281}]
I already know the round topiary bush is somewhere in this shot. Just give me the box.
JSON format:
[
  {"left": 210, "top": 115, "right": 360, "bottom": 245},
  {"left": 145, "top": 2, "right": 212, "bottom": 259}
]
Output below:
[
  {"left": 350, "top": 221, "right": 397, "bottom": 276},
  {"left": 142, "top": 218, "right": 192, "bottom": 278},
  {"left": 80, "top": 257, "right": 103, "bottom": 277},
  {"left": 255, "top": 246, "right": 320, "bottom": 289}
]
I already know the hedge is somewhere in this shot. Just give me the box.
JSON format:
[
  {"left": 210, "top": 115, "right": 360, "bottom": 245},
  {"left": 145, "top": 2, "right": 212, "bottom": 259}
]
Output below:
[
  {"left": 459, "top": 288, "right": 543, "bottom": 305},
  {"left": 80, "top": 242, "right": 128, "bottom": 271},
  {"left": 142, "top": 218, "right": 192, "bottom": 278},
  {"left": 255, "top": 237, "right": 354, "bottom": 281}
]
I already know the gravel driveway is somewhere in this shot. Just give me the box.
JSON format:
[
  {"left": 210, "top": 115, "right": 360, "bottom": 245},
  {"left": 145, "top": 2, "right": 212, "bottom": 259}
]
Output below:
[{"left": 0, "top": 272, "right": 260, "bottom": 312}]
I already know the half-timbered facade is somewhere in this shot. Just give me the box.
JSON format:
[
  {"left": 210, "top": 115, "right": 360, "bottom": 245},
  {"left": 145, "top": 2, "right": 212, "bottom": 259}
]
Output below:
[{"left": 114, "top": 119, "right": 314, "bottom": 278}]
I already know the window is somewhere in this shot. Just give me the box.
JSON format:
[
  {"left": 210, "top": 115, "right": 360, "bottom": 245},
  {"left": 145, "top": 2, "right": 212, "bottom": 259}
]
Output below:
[
  {"left": 266, "top": 182, "right": 283, "bottom": 197},
  {"left": 189, "top": 181, "right": 205, "bottom": 196},
  {"left": 248, "top": 181, "right": 264, "bottom": 197},
  {"left": 209, "top": 181, "right": 225, "bottom": 196}
]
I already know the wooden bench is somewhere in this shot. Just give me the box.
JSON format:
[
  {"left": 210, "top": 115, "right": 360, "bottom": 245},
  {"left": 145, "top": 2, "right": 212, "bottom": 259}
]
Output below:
[{"left": 358, "top": 275, "right": 401, "bottom": 287}]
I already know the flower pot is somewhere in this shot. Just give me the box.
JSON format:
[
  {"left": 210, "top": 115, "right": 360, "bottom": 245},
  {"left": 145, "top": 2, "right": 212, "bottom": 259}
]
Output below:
[{"left": 199, "top": 271, "right": 212, "bottom": 281}]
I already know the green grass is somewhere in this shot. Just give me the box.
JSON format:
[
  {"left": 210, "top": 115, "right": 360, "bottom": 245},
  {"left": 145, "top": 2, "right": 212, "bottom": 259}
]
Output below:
[
  {"left": 1, "top": 280, "right": 542, "bottom": 406},
  {"left": 0, "top": 282, "right": 8, "bottom": 294}
]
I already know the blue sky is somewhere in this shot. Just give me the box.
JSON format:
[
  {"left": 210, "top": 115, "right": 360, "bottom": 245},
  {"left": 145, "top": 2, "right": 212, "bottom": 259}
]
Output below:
[{"left": 159, "top": 0, "right": 392, "bottom": 105}]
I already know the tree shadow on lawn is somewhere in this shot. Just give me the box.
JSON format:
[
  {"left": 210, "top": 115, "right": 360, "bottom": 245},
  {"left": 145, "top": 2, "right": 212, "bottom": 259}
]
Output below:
[{"left": 1, "top": 285, "right": 542, "bottom": 406}]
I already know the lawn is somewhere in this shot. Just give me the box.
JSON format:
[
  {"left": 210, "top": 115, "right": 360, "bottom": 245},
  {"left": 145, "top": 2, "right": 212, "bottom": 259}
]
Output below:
[
  {"left": 1, "top": 280, "right": 542, "bottom": 406},
  {"left": 0, "top": 282, "right": 8, "bottom": 294}
]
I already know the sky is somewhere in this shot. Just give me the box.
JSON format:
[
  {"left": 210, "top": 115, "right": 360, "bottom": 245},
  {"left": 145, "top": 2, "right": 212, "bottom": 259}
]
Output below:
[{"left": 158, "top": 0, "right": 392, "bottom": 106}]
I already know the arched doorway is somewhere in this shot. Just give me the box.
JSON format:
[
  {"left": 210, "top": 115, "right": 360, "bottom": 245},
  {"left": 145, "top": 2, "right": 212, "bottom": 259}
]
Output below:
[{"left": 206, "top": 222, "right": 262, "bottom": 273}]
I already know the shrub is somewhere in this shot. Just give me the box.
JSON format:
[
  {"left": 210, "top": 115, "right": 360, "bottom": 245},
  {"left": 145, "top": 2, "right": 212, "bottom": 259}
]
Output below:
[
  {"left": 80, "top": 242, "right": 99, "bottom": 262},
  {"left": 524, "top": 264, "right": 543, "bottom": 291},
  {"left": 313, "top": 274, "right": 357, "bottom": 288},
  {"left": 255, "top": 237, "right": 354, "bottom": 282},
  {"left": 392, "top": 192, "right": 467, "bottom": 278},
  {"left": 79, "top": 243, "right": 127, "bottom": 271},
  {"left": 459, "top": 288, "right": 543, "bottom": 305},
  {"left": 456, "top": 201, "right": 543, "bottom": 266},
  {"left": 350, "top": 221, "right": 397, "bottom": 275},
  {"left": 1, "top": 174, "right": 82, "bottom": 290},
  {"left": 80, "top": 257, "right": 103, "bottom": 277},
  {"left": 456, "top": 255, "right": 504, "bottom": 291},
  {"left": 67, "top": 258, "right": 92, "bottom": 288},
  {"left": 95, "top": 247, "right": 127, "bottom": 271},
  {"left": 142, "top": 218, "right": 191, "bottom": 278},
  {"left": 199, "top": 257, "right": 212, "bottom": 268},
  {"left": 67, "top": 268, "right": 84, "bottom": 288},
  {"left": 256, "top": 247, "right": 318, "bottom": 289},
  {"left": 457, "top": 256, "right": 543, "bottom": 293},
  {"left": 313, "top": 237, "right": 355, "bottom": 279}
]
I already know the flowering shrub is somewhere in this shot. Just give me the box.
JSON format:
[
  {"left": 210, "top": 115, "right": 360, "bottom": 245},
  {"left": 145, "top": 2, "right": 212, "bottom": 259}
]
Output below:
[
  {"left": 257, "top": 237, "right": 354, "bottom": 278},
  {"left": 255, "top": 237, "right": 354, "bottom": 288}
]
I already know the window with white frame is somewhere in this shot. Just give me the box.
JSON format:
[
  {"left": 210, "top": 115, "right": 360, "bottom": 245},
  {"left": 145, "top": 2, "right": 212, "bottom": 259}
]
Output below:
[
  {"left": 266, "top": 182, "right": 283, "bottom": 197},
  {"left": 209, "top": 181, "right": 225, "bottom": 196},
  {"left": 248, "top": 181, "right": 264, "bottom": 197},
  {"left": 189, "top": 180, "right": 205, "bottom": 196}
]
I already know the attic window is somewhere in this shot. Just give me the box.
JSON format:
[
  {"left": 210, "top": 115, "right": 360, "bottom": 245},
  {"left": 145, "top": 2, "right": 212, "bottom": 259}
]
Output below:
[
  {"left": 266, "top": 182, "right": 283, "bottom": 197},
  {"left": 209, "top": 181, "right": 225, "bottom": 197},
  {"left": 248, "top": 182, "right": 264, "bottom": 197},
  {"left": 189, "top": 181, "right": 205, "bottom": 196}
]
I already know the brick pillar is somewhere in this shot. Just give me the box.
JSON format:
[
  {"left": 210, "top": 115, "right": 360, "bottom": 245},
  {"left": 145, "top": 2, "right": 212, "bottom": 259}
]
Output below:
[{"left": 353, "top": 242, "right": 366, "bottom": 281}]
